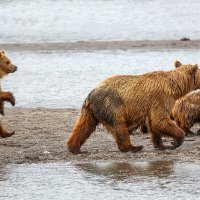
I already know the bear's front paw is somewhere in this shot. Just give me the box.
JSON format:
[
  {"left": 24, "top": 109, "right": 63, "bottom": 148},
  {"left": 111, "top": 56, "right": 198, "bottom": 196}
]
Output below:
[
  {"left": 171, "top": 140, "right": 181, "bottom": 148},
  {"left": 7, "top": 92, "right": 15, "bottom": 106}
]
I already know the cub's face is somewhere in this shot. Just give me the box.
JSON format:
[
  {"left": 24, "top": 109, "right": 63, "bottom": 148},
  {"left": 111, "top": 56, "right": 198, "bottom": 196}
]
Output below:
[{"left": 0, "top": 50, "right": 17, "bottom": 78}]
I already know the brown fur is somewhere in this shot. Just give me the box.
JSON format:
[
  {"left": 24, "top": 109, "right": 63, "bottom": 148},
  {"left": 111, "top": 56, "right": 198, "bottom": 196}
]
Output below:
[
  {"left": 129, "top": 60, "right": 193, "bottom": 135},
  {"left": 172, "top": 91, "right": 200, "bottom": 135},
  {"left": 0, "top": 50, "right": 17, "bottom": 138},
  {"left": 67, "top": 63, "right": 200, "bottom": 154},
  {"left": 171, "top": 61, "right": 200, "bottom": 135}
]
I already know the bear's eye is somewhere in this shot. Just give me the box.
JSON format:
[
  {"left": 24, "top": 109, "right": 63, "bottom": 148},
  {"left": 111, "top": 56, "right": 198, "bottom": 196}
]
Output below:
[{"left": 6, "top": 61, "right": 10, "bottom": 65}]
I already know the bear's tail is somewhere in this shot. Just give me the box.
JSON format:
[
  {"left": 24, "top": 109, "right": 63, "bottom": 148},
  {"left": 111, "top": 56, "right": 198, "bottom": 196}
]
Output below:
[{"left": 67, "top": 98, "right": 98, "bottom": 154}]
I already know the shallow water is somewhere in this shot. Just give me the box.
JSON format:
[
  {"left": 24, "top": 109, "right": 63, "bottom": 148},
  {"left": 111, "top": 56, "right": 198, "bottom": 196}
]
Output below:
[
  {"left": 0, "top": 0, "right": 200, "bottom": 42},
  {"left": 0, "top": 161, "right": 200, "bottom": 200},
  {"left": 3, "top": 49, "right": 200, "bottom": 108}
]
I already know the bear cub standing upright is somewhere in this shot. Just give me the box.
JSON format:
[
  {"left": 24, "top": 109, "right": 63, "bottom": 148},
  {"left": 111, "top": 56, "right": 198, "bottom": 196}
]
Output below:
[{"left": 0, "top": 50, "right": 17, "bottom": 138}]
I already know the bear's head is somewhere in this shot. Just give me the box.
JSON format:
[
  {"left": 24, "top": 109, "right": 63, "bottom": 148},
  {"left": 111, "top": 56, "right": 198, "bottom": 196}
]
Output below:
[
  {"left": 0, "top": 50, "right": 17, "bottom": 78},
  {"left": 173, "top": 60, "right": 200, "bottom": 91}
]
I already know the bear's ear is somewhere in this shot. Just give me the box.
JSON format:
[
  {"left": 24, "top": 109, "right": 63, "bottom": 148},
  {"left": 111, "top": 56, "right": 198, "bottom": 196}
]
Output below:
[
  {"left": 0, "top": 50, "right": 5, "bottom": 58},
  {"left": 174, "top": 60, "right": 182, "bottom": 68},
  {"left": 189, "top": 64, "right": 198, "bottom": 80}
]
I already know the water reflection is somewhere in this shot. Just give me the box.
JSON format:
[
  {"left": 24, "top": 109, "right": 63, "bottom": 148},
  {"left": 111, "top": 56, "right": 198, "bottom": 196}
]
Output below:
[
  {"left": 0, "top": 161, "right": 200, "bottom": 200},
  {"left": 0, "top": 163, "right": 7, "bottom": 181},
  {"left": 76, "top": 160, "right": 174, "bottom": 181}
]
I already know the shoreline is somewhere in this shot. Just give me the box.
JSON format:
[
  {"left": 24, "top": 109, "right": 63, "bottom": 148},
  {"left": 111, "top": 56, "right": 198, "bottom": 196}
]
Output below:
[
  {"left": 1, "top": 107, "right": 200, "bottom": 164},
  {"left": 1, "top": 40, "right": 200, "bottom": 51}
]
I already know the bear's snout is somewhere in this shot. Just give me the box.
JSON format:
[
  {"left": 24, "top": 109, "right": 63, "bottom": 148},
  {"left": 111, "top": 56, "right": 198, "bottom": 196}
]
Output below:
[{"left": 11, "top": 65, "right": 18, "bottom": 73}]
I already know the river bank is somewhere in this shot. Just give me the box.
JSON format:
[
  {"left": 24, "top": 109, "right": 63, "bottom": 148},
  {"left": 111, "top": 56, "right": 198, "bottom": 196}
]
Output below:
[
  {"left": 1, "top": 40, "right": 200, "bottom": 51},
  {"left": 0, "top": 108, "right": 200, "bottom": 164}
]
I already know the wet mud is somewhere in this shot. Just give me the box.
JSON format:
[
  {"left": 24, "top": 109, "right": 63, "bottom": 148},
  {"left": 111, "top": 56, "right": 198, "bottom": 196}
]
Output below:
[{"left": 0, "top": 108, "right": 200, "bottom": 164}]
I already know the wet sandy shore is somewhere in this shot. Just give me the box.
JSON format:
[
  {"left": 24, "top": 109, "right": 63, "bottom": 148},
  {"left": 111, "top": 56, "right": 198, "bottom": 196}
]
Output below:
[
  {"left": 0, "top": 108, "right": 200, "bottom": 164},
  {"left": 1, "top": 40, "right": 200, "bottom": 51}
]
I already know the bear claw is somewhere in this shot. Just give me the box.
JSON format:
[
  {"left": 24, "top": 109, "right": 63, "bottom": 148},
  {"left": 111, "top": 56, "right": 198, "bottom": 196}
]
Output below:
[
  {"left": 10, "top": 99, "right": 15, "bottom": 106},
  {"left": 171, "top": 140, "right": 181, "bottom": 148},
  {"left": 8, "top": 131, "right": 15, "bottom": 137}
]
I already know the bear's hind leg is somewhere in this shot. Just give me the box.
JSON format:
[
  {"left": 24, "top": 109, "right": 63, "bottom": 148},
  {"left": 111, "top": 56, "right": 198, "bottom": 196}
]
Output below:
[
  {"left": 67, "top": 108, "right": 98, "bottom": 154},
  {"left": 106, "top": 121, "right": 143, "bottom": 153}
]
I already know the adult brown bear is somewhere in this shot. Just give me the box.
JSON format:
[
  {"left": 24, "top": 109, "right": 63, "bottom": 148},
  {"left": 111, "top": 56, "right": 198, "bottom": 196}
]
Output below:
[{"left": 67, "top": 63, "right": 200, "bottom": 154}]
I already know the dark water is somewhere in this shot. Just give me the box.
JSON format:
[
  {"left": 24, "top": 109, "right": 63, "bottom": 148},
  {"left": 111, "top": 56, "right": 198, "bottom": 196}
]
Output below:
[
  {"left": 0, "top": 161, "right": 200, "bottom": 200},
  {"left": 3, "top": 49, "right": 200, "bottom": 108}
]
